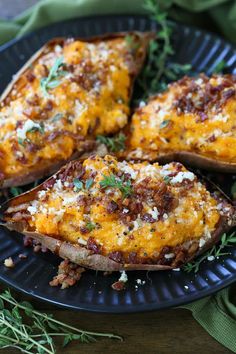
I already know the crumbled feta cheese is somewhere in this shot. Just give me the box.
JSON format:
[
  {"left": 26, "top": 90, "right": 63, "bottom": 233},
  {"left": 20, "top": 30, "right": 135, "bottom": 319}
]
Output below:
[
  {"left": 16, "top": 119, "right": 41, "bottom": 140},
  {"left": 62, "top": 195, "right": 78, "bottom": 206},
  {"left": 139, "top": 101, "right": 146, "bottom": 108},
  {"left": 74, "top": 100, "right": 87, "bottom": 118},
  {"left": 149, "top": 207, "right": 159, "bottom": 220},
  {"left": 199, "top": 238, "right": 206, "bottom": 248},
  {"left": 207, "top": 255, "right": 215, "bottom": 261},
  {"left": 123, "top": 208, "right": 129, "bottom": 214},
  {"left": 54, "top": 45, "right": 62, "bottom": 53},
  {"left": 38, "top": 190, "right": 46, "bottom": 199},
  {"left": 78, "top": 237, "right": 87, "bottom": 245},
  {"left": 27, "top": 201, "right": 39, "bottom": 215},
  {"left": 54, "top": 179, "right": 63, "bottom": 191},
  {"left": 171, "top": 171, "right": 195, "bottom": 184},
  {"left": 119, "top": 271, "right": 128, "bottom": 283},
  {"left": 164, "top": 253, "right": 175, "bottom": 259},
  {"left": 118, "top": 162, "right": 137, "bottom": 179},
  {"left": 4, "top": 257, "right": 14, "bottom": 268}
]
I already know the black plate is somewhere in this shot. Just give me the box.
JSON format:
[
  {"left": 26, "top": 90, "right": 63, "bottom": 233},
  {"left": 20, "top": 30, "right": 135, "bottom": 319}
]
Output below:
[{"left": 0, "top": 15, "right": 235, "bottom": 313}]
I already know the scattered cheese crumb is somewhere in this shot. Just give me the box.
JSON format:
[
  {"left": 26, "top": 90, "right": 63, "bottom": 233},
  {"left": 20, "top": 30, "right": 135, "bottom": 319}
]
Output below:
[
  {"left": 16, "top": 119, "right": 41, "bottom": 140},
  {"left": 4, "top": 257, "right": 14, "bottom": 268},
  {"left": 207, "top": 255, "right": 215, "bottom": 261},
  {"left": 164, "top": 253, "right": 175, "bottom": 259},
  {"left": 171, "top": 171, "right": 195, "bottom": 184},
  {"left": 119, "top": 271, "right": 128, "bottom": 283}
]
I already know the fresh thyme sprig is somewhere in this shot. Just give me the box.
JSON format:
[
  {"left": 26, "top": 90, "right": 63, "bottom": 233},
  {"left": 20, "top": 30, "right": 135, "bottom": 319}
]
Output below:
[
  {"left": 230, "top": 181, "right": 236, "bottom": 199},
  {"left": 100, "top": 174, "right": 133, "bottom": 198},
  {"left": 137, "top": 0, "right": 191, "bottom": 98},
  {"left": 9, "top": 187, "right": 23, "bottom": 197},
  {"left": 213, "top": 60, "right": 227, "bottom": 74},
  {"left": 183, "top": 232, "right": 236, "bottom": 273},
  {"left": 0, "top": 289, "right": 122, "bottom": 354},
  {"left": 40, "top": 57, "right": 68, "bottom": 97},
  {"left": 96, "top": 133, "right": 126, "bottom": 152}
]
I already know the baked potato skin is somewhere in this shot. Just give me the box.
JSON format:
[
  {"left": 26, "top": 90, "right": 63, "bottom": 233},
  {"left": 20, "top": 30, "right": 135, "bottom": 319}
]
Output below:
[
  {"left": 125, "top": 74, "right": 236, "bottom": 172},
  {"left": 0, "top": 32, "right": 151, "bottom": 188},
  {"left": 1, "top": 155, "right": 235, "bottom": 271}
]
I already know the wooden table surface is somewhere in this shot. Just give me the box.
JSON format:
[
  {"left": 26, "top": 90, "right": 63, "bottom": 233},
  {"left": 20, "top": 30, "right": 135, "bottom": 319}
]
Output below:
[
  {"left": 0, "top": 283, "right": 231, "bottom": 354},
  {"left": 0, "top": 1, "right": 233, "bottom": 353}
]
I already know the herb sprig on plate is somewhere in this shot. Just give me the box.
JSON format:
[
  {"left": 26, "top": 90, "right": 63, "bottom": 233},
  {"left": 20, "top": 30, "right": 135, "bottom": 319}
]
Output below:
[
  {"left": 96, "top": 133, "right": 126, "bottom": 152},
  {"left": 183, "top": 232, "right": 236, "bottom": 273},
  {"left": 137, "top": 0, "right": 191, "bottom": 98},
  {"left": 40, "top": 57, "right": 68, "bottom": 97},
  {"left": 0, "top": 289, "right": 122, "bottom": 354}
]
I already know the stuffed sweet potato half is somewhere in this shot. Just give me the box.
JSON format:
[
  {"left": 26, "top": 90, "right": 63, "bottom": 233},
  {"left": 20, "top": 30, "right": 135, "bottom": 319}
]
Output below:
[
  {"left": 125, "top": 74, "right": 236, "bottom": 172},
  {"left": 1, "top": 155, "right": 235, "bottom": 271},
  {"left": 0, "top": 32, "right": 151, "bottom": 188}
]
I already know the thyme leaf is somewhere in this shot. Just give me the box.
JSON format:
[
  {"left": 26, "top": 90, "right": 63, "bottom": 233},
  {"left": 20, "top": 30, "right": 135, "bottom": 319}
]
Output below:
[
  {"left": 10, "top": 187, "right": 23, "bottom": 197},
  {"left": 40, "top": 57, "right": 67, "bottom": 97},
  {"left": 0, "top": 289, "right": 122, "bottom": 353},
  {"left": 213, "top": 60, "right": 227, "bottom": 74},
  {"left": 100, "top": 174, "right": 133, "bottom": 198},
  {"left": 183, "top": 232, "right": 236, "bottom": 273},
  {"left": 230, "top": 181, "right": 236, "bottom": 199},
  {"left": 96, "top": 133, "right": 126, "bottom": 152},
  {"left": 137, "top": 0, "right": 192, "bottom": 99},
  {"left": 86, "top": 221, "right": 96, "bottom": 232}
]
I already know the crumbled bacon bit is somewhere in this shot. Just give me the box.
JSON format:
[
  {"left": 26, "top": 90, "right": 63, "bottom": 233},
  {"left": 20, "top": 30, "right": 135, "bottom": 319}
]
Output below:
[
  {"left": 87, "top": 237, "right": 101, "bottom": 254},
  {"left": 107, "top": 200, "right": 118, "bottom": 213},
  {"left": 141, "top": 213, "right": 156, "bottom": 223},
  {"left": 43, "top": 178, "right": 56, "bottom": 189},
  {"left": 111, "top": 280, "right": 126, "bottom": 291},
  {"left": 49, "top": 259, "right": 85, "bottom": 289},
  {"left": 108, "top": 251, "right": 124, "bottom": 263},
  {"left": 26, "top": 71, "right": 36, "bottom": 82},
  {"left": 172, "top": 74, "right": 236, "bottom": 120},
  {"left": 18, "top": 254, "right": 27, "bottom": 259}
]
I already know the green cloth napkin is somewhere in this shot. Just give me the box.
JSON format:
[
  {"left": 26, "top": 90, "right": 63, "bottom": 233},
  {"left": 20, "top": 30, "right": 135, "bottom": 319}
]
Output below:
[{"left": 0, "top": 0, "right": 235, "bottom": 352}]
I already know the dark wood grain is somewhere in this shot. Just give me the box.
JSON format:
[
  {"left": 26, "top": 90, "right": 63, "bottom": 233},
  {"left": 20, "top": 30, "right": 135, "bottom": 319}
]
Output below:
[{"left": 0, "top": 284, "right": 231, "bottom": 354}]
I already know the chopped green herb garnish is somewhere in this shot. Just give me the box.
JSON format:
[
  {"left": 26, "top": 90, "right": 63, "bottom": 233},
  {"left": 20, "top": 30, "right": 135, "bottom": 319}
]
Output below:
[
  {"left": 73, "top": 178, "right": 83, "bottom": 191},
  {"left": 17, "top": 138, "right": 24, "bottom": 146},
  {"left": 0, "top": 289, "right": 121, "bottom": 353},
  {"left": 100, "top": 174, "right": 133, "bottom": 198},
  {"left": 183, "top": 232, "right": 236, "bottom": 273},
  {"left": 163, "top": 176, "right": 171, "bottom": 184},
  {"left": 136, "top": 0, "right": 192, "bottom": 99},
  {"left": 40, "top": 56, "right": 68, "bottom": 97},
  {"left": 125, "top": 35, "right": 140, "bottom": 50},
  {"left": 231, "top": 181, "right": 236, "bottom": 199},
  {"left": 85, "top": 178, "right": 94, "bottom": 190},
  {"left": 51, "top": 113, "right": 64, "bottom": 122},
  {"left": 96, "top": 133, "right": 126, "bottom": 152},
  {"left": 86, "top": 222, "right": 96, "bottom": 232},
  {"left": 10, "top": 187, "right": 23, "bottom": 197},
  {"left": 160, "top": 120, "right": 170, "bottom": 129},
  {"left": 213, "top": 60, "right": 227, "bottom": 74},
  {"left": 28, "top": 123, "right": 44, "bottom": 135}
]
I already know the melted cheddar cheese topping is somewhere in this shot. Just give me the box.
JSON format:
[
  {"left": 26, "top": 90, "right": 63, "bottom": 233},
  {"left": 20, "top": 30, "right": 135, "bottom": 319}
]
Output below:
[
  {"left": 128, "top": 74, "right": 236, "bottom": 163},
  {"left": 0, "top": 35, "right": 144, "bottom": 181},
  {"left": 6, "top": 155, "right": 225, "bottom": 264}
]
